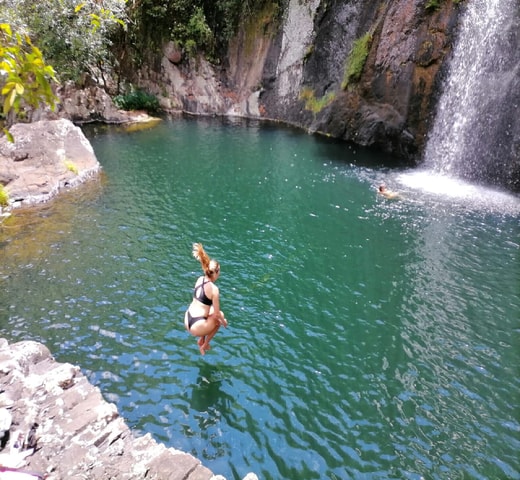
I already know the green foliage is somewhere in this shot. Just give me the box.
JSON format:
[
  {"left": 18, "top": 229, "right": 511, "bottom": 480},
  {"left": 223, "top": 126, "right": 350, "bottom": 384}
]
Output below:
[
  {"left": 2, "top": 0, "right": 128, "bottom": 83},
  {"left": 425, "top": 0, "right": 441, "bottom": 11},
  {"left": 0, "top": 184, "right": 9, "bottom": 206},
  {"left": 113, "top": 89, "right": 160, "bottom": 113},
  {"left": 0, "top": 23, "right": 58, "bottom": 132},
  {"left": 183, "top": 6, "right": 214, "bottom": 56},
  {"left": 125, "top": 0, "right": 281, "bottom": 62},
  {"left": 425, "top": 0, "right": 463, "bottom": 12},
  {"left": 300, "top": 88, "right": 335, "bottom": 115},
  {"left": 342, "top": 32, "right": 372, "bottom": 89}
]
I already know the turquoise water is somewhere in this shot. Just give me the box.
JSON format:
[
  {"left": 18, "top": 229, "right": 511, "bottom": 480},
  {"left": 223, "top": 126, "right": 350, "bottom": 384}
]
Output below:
[{"left": 1, "top": 117, "right": 519, "bottom": 479}]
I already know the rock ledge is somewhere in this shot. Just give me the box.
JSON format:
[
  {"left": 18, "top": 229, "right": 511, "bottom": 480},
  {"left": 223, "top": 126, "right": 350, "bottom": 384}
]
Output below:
[
  {"left": 0, "top": 119, "right": 101, "bottom": 213},
  {"left": 0, "top": 338, "right": 230, "bottom": 480}
]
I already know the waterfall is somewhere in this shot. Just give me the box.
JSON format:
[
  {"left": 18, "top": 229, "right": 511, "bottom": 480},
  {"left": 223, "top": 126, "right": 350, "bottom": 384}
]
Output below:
[{"left": 422, "top": 0, "right": 520, "bottom": 191}]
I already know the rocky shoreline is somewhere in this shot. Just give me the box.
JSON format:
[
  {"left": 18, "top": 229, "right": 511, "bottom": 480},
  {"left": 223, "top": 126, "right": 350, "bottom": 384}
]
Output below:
[
  {"left": 0, "top": 338, "right": 257, "bottom": 480},
  {"left": 0, "top": 101, "right": 162, "bottom": 219}
]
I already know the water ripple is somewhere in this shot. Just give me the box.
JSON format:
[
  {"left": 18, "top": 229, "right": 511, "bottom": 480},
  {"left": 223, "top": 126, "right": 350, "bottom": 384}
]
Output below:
[{"left": 1, "top": 119, "right": 518, "bottom": 480}]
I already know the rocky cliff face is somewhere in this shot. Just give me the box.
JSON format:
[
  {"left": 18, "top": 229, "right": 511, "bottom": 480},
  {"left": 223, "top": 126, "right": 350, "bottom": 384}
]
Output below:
[
  {"left": 134, "top": 0, "right": 461, "bottom": 164},
  {"left": 299, "top": 0, "right": 460, "bottom": 159}
]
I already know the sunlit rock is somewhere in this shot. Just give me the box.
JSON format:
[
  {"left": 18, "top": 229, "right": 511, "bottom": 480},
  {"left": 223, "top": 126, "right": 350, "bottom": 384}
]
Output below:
[{"left": 0, "top": 119, "right": 101, "bottom": 209}]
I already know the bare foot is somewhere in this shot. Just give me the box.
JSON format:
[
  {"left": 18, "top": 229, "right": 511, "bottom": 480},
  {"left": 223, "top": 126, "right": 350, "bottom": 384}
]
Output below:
[
  {"left": 198, "top": 344, "right": 206, "bottom": 355},
  {"left": 197, "top": 337, "right": 205, "bottom": 347},
  {"left": 220, "top": 318, "right": 228, "bottom": 327},
  {"left": 202, "top": 342, "right": 211, "bottom": 351}
]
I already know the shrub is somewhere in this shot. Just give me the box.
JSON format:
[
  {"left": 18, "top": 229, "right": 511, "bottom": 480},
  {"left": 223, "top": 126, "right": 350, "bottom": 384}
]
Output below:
[
  {"left": 425, "top": 0, "right": 441, "bottom": 11},
  {"left": 425, "top": 0, "right": 463, "bottom": 12},
  {"left": 3, "top": 0, "right": 127, "bottom": 83},
  {"left": 113, "top": 89, "right": 160, "bottom": 113}
]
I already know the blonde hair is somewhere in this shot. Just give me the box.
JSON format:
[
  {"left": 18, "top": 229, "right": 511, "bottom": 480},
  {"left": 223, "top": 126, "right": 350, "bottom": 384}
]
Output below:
[{"left": 192, "top": 243, "right": 220, "bottom": 277}]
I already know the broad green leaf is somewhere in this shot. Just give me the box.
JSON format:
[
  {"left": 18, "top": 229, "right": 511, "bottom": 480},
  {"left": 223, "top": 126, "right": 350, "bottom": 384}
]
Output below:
[
  {"left": 3, "top": 89, "right": 16, "bottom": 115},
  {"left": 31, "top": 45, "right": 42, "bottom": 57}
]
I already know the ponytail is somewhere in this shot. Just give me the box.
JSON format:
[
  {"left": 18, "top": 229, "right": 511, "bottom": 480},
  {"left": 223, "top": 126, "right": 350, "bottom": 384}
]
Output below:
[{"left": 192, "top": 243, "right": 220, "bottom": 277}]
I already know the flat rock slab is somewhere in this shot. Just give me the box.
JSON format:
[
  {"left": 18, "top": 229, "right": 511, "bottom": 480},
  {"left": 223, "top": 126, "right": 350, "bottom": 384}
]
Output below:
[
  {"left": 0, "top": 338, "right": 215, "bottom": 480},
  {"left": 0, "top": 119, "right": 101, "bottom": 209}
]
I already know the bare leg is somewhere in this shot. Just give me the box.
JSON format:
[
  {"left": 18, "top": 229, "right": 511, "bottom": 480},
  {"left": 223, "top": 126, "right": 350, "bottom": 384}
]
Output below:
[
  {"left": 195, "top": 336, "right": 206, "bottom": 355},
  {"left": 201, "top": 324, "right": 220, "bottom": 350}
]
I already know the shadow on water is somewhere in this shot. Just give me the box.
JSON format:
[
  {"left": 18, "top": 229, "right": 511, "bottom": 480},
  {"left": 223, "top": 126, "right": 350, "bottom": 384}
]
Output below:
[{"left": 190, "top": 363, "right": 228, "bottom": 413}]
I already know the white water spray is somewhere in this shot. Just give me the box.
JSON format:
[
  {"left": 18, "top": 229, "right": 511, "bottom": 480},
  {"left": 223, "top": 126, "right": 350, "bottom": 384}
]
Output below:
[
  {"left": 394, "top": 0, "right": 520, "bottom": 213},
  {"left": 422, "top": 0, "right": 519, "bottom": 186}
]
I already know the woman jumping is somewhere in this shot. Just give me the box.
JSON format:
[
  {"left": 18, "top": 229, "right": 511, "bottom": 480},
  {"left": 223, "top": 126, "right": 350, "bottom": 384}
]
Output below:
[{"left": 184, "top": 243, "right": 228, "bottom": 355}]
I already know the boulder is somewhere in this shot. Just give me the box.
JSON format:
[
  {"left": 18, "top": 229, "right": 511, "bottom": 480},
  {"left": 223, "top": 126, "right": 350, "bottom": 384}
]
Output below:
[
  {"left": 0, "top": 119, "right": 101, "bottom": 209},
  {"left": 164, "top": 41, "right": 183, "bottom": 64}
]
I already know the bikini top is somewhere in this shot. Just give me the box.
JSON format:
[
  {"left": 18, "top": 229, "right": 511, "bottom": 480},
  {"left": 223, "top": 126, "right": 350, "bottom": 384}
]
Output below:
[{"left": 193, "top": 277, "right": 213, "bottom": 306}]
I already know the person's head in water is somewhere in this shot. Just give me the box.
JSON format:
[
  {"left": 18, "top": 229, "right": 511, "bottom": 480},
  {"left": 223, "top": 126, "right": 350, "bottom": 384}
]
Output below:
[{"left": 192, "top": 243, "right": 220, "bottom": 280}]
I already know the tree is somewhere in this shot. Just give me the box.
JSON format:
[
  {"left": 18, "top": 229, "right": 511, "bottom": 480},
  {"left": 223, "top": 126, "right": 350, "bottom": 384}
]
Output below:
[
  {"left": 122, "top": 0, "right": 280, "bottom": 64},
  {"left": 2, "top": 0, "right": 127, "bottom": 84},
  {"left": 0, "top": 23, "right": 57, "bottom": 140},
  {"left": 0, "top": 1, "right": 127, "bottom": 139}
]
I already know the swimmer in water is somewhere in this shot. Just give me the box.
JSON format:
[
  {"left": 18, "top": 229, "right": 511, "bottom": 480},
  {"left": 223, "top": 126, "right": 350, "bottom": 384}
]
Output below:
[{"left": 378, "top": 184, "right": 402, "bottom": 200}]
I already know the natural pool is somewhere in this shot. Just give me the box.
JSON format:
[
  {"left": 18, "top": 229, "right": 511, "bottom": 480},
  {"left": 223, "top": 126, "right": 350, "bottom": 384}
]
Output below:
[{"left": 1, "top": 117, "right": 519, "bottom": 479}]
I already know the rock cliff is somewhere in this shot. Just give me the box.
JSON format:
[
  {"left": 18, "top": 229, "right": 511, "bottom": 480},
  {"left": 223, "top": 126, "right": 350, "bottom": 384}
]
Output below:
[{"left": 134, "top": 0, "right": 462, "bottom": 163}]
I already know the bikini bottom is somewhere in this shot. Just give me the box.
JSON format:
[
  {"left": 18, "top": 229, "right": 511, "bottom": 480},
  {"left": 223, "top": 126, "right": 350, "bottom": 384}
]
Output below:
[{"left": 187, "top": 310, "right": 207, "bottom": 329}]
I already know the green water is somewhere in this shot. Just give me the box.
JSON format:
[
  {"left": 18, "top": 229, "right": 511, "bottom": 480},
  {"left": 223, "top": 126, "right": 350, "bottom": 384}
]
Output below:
[{"left": 1, "top": 117, "right": 519, "bottom": 480}]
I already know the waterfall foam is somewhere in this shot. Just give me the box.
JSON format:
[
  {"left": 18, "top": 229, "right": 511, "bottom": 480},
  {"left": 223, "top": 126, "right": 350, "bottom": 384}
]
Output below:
[
  {"left": 421, "top": 0, "right": 519, "bottom": 190},
  {"left": 396, "top": 170, "right": 520, "bottom": 215}
]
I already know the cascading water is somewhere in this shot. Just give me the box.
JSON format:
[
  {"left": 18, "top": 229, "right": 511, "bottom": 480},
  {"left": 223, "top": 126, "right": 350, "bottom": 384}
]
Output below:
[{"left": 421, "top": 0, "right": 519, "bottom": 192}]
